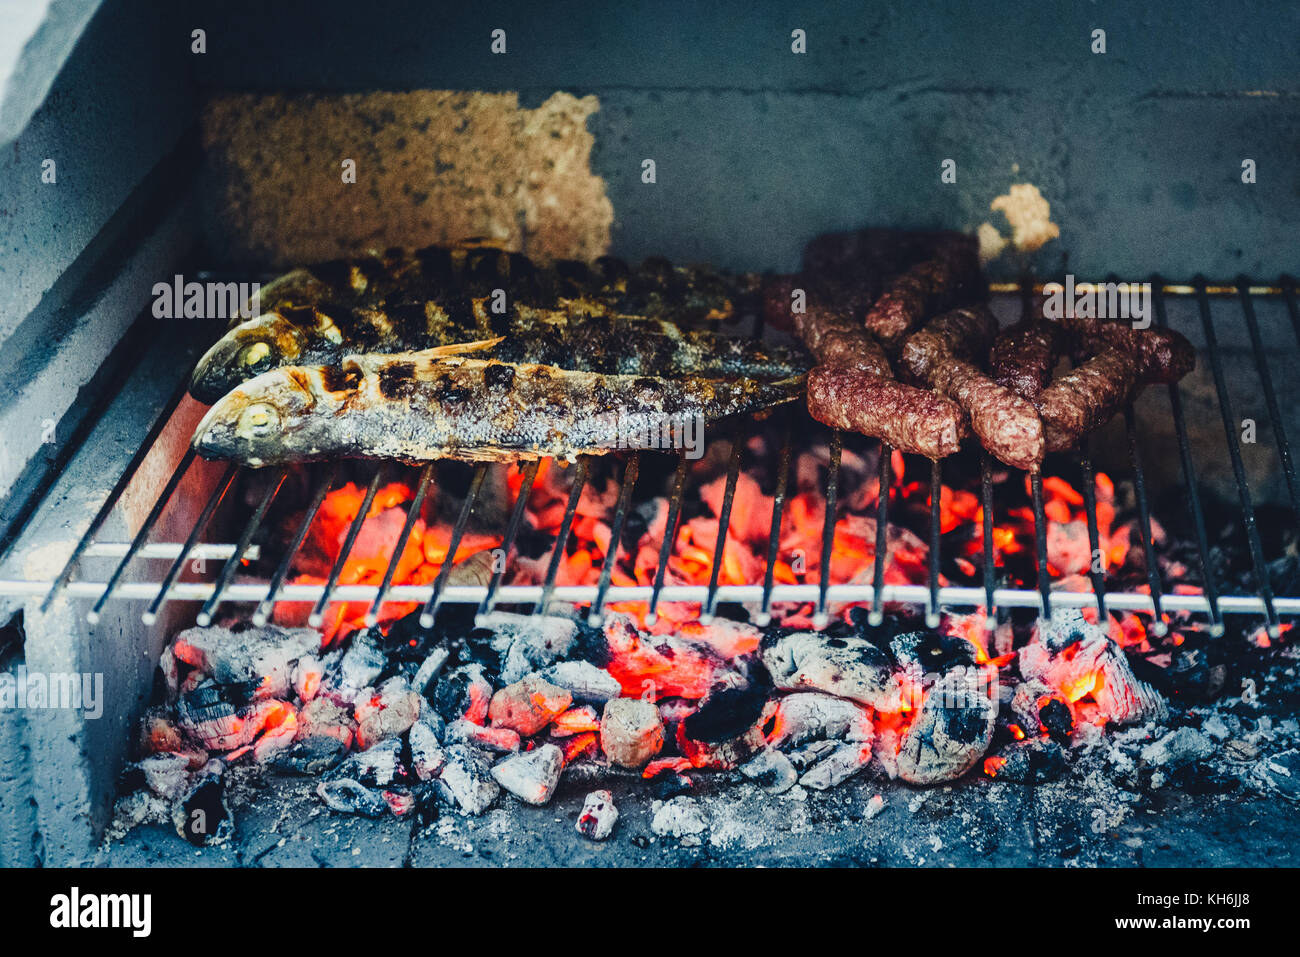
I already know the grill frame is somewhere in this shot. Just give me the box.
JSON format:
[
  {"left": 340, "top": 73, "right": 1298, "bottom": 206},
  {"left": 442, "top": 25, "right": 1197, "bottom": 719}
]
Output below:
[{"left": 5, "top": 277, "right": 1297, "bottom": 637}]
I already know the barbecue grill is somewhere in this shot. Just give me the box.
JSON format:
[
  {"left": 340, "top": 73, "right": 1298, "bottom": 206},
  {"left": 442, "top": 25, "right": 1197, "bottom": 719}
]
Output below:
[{"left": 2, "top": 0, "right": 1298, "bottom": 869}]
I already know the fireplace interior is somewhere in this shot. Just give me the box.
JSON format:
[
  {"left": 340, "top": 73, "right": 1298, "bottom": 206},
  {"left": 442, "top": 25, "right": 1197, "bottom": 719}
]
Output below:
[{"left": 0, "top": 1, "right": 1297, "bottom": 868}]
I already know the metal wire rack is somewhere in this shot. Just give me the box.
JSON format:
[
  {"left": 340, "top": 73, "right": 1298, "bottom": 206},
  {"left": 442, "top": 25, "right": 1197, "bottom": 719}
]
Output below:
[{"left": 2, "top": 277, "right": 1297, "bottom": 637}]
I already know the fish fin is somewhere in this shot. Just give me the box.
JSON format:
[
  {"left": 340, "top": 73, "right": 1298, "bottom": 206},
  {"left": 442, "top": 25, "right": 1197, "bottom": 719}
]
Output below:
[{"left": 342, "top": 338, "right": 505, "bottom": 377}]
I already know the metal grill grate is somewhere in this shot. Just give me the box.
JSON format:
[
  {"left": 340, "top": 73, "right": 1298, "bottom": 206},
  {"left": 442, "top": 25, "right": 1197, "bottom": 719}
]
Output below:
[{"left": 3, "top": 277, "right": 1298, "bottom": 637}]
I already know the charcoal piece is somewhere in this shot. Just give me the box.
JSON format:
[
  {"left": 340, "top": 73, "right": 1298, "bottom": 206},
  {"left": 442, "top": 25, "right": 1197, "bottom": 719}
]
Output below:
[
  {"left": 491, "top": 744, "right": 564, "bottom": 805},
  {"left": 767, "top": 692, "right": 874, "bottom": 749},
  {"left": 327, "top": 737, "right": 407, "bottom": 789},
  {"left": 539, "top": 660, "right": 622, "bottom": 703},
  {"left": 270, "top": 736, "right": 349, "bottom": 776},
  {"left": 355, "top": 675, "right": 422, "bottom": 749},
  {"left": 648, "top": 769, "right": 694, "bottom": 801},
  {"left": 481, "top": 612, "right": 580, "bottom": 685},
  {"left": 445, "top": 719, "right": 520, "bottom": 754},
  {"left": 137, "top": 754, "right": 192, "bottom": 801},
  {"left": 896, "top": 669, "right": 997, "bottom": 785},
  {"left": 488, "top": 674, "right": 572, "bottom": 735},
  {"left": 173, "top": 761, "right": 234, "bottom": 846},
  {"left": 330, "top": 631, "right": 386, "bottom": 704},
  {"left": 760, "top": 631, "right": 904, "bottom": 710},
  {"left": 799, "top": 742, "right": 872, "bottom": 790},
  {"left": 676, "top": 721, "right": 766, "bottom": 771},
  {"left": 317, "top": 778, "right": 389, "bottom": 817},
  {"left": 1140, "top": 727, "right": 1215, "bottom": 769},
  {"left": 1039, "top": 698, "right": 1074, "bottom": 743},
  {"left": 410, "top": 713, "right": 447, "bottom": 781},
  {"left": 601, "top": 698, "right": 665, "bottom": 768},
  {"left": 787, "top": 739, "right": 838, "bottom": 770},
  {"left": 740, "top": 749, "right": 798, "bottom": 794},
  {"left": 435, "top": 745, "right": 500, "bottom": 815},
  {"left": 988, "top": 738, "right": 1065, "bottom": 783},
  {"left": 891, "top": 630, "right": 979, "bottom": 676},
  {"left": 576, "top": 790, "right": 619, "bottom": 840},
  {"left": 168, "top": 624, "right": 319, "bottom": 699},
  {"left": 411, "top": 647, "right": 451, "bottom": 696},
  {"left": 431, "top": 663, "right": 494, "bottom": 724},
  {"left": 682, "top": 683, "right": 768, "bottom": 744}
]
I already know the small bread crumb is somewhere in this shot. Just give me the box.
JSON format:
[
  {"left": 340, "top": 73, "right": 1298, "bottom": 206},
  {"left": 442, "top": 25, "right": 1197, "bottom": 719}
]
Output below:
[
  {"left": 990, "top": 183, "right": 1060, "bottom": 252},
  {"left": 976, "top": 222, "right": 1009, "bottom": 264}
]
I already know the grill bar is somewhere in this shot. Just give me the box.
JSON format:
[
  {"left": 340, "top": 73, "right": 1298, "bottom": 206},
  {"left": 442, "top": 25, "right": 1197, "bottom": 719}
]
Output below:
[
  {"left": 756, "top": 415, "right": 794, "bottom": 626},
  {"left": 476, "top": 458, "right": 540, "bottom": 623},
  {"left": 1195, "top": 279, "right": 1279, "bottom": 636},
  {"left": 1153, "top": 279, "right": 1222, "bottom": 634},
  {"left": 1029, "top": 471, "right": 1053, "bottom": 620},
  {"left": 1124, "top": 406, "right": 1167, "bottom": 636},
  {"left": 196, "top": 466, "right": 286, "bottom": 627},
  {"left": 979, "top": 450, "right": 997, "bottom": 631},
  {"left": 254, "top": 464, "right": 337, "bottom": 627},
  {"left": 419, "top": 463, "right": 487, "bottom": 627},
  {"left": 867, "top": 443, "right": 892, "bottom": 627},
  {"left": 701, "top": 424, "right": 748, "bottom": 623},
  {"left": 646, "top": 451, "right": 689, "bottom": 625},
  {"left": 141, "top": 462, "right": 238, "bottom": 626},
  {"left": 534, "top": 457, "right": 590, "bottom": 616},
  {"left": 86, "top": 446, "right": 197, "bottom": 625},
  {"left": 1238, "top": 278, "right": 1300, "bottom": 516},
  {"left": 365, "top": 463, "right": 434, "bottom": 627},
  {"left": 1077, "top": 438, "right": 1109, "bottom": 624},
  {"left": 309, "top": 465, "right": 387, "bottom": 628},
  {"left": 812, "top": 430, "right": 842, "bottom": 628},
  {"left": 927, "top": 457, "right": 942, "bottom": 628},
  {"left": 588, "top": 453, "right": 641, "bottom": 626}
]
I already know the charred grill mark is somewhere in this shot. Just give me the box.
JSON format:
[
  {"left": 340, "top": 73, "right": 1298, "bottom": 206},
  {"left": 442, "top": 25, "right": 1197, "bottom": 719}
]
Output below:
[
  {"left": 320, "top": 363, "right": 359, "bottom": 394},
  {"left": 377, "top": 362, "right": 419, "bottom": 400},
  {"left": 483, "top": 363, "right": 515, "bottom": 391}
]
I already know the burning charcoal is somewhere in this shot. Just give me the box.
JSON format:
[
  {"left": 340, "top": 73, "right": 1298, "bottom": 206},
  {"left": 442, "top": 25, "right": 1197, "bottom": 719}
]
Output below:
[
  {"left": 576, "top": 790, "right": 619, "bottom": 840},
  {"left": 864, "top": 794, "right": 887, "bottom": 820},
  {"left": 740, "top": 749, "right": 798, "bottom": 794},
  {"left": 178, "top": 682, "right": 290, "bottom": 752},
  {"left": 560, "top": 731, "right": 600, "bottom": 765},
  {"left": 482, "top": 612, "right": 580, "bottom": 685},
  {"left": 683, "top": 679, "right": 770, "bottom": 744},
  {"left": 787, "top": 739, "right": 838, "bottom": 771},
  {"left": 382, "top": 789, "right": 418, "bottom": 817},
  {"left": 601, "top": 613, "right": 726, "bottom": 699},
  {"left": 435, "top": 745, "right": 500, "bottom": 815},
  {"left": 488, "top": 674, "right": 572, "bottom": 736},
  {"left": 329, "top": 631, "right": 386, "bottom": 704},
  {"left": 799, "top": 743, "right": 873, "bottom": 790},
  {"left": 676, "top": 721, "right": 767, "bottom": 771},
  {"left": 446, "top": 718, "right": 521, "bottom": 754},
  {"left": 891, "top": 630, "right": 980, "bottom": 676},
  {"left": 330, "top": 737, "right": 407, "bottom": 788},
  {"left": 172, "top": 760, "right": 234, "bottom": 846},
  {"left": 491, "top": 743, "right": 564, "bottom": 805},
  {"left": 138, "top": 754, "right": 192, "bottom": 801},
  {"left": 411, "top": 647, "right": 451, "bottom": 696},
  {"left": 317, "top": 778, "right": 389, "bottom": 817},
  {"left": 551, "top": 705, "right": 600, "bottom": 736},
  {"left": 540, "top": 660, "right": 622, "bottom": 704},
  {"left": 431, "top": 664, "right": 494, "bottom": 725},
  {"left": 354, "top": 676, "right": 422, "bottom": 749},
  {"left": 650, "top": 796, "right": 708, "bottom": 844},
  {"left": 1010, "top": 678, "right": 1073, "bottom": 743},
  {"left": 169, "top": 625, "right": 319, "bottom": 699},
  {"left": 896, "top": 668, "right": 997, "bottom": 785},
  {"left": 767, "top": 692, "right": 874, "bottom": 749},
  {"left": 410, "top": 713, "right": 447, "bottom": 781},
  {"left": 270, "top": 736, "right": 349, "bottom": 776},
  {"left": 138, "top": 711, "right": 206, "bottom": 766},
  {"left": 761, "top": 631, "right": 904, "bottom": 710},
  {"left": 601, "top": 697, "right": 665, "bottom": 768},
  {"left": 984, "top": 738, "right": 1066, "bottom": 783},
  {"left": 1019, "top": 610, "right": 1167, "bottom": 726},
  {"left": 1140, "top": 727, "right": 1215, "bottom": 769},
  {"left": 292, "top": 655, "right": 328, "bottom": 701},
  {"left": 252, "top": 703, "right": 300, "bottom": 763},
  {"left": 299, "top": 696, "right": 356, "bottom": 748}
]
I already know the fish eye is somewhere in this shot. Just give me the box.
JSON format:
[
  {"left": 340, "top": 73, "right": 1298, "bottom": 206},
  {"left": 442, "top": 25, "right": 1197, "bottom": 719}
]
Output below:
[
  {"left": 239, "top": 341, "right": 273, "bottom": 370},
  {"left": 237, "top": 403, "right": 279, "bottom": 438}
]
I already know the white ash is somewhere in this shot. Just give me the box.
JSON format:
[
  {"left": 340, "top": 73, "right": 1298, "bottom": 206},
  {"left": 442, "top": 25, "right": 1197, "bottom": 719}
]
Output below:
[
  {"left": 491, "top": 744, "right": 564, "bottom": 805},
  {"left": 600, "top": 697, "right": 664, "bottom": 768},
  {"left": 1010, "top": 679, "right": 1058, "bottom": 736},
  {"left": 481, "top": 612, "right": 580, "bottom": 685},
  {"left": 292, "top": 655, "right": 327, "bottom": 701},
  {"left": 166, "top": 624, "right": 319, "bottom": 700},
  {"left": 787, "top": 739, "right": 838, "bottom": 770},
  {"left": 331, "top": 737, "right": 405, "bottom": 788},
  {"left": 540, "top": 660, "right": 622, "bottom": 703},
  {"left": 410, "top": 713, "right": 447, "bottom": 781},
  {"left": 895, "top": 669, "right": 996, "bottom": 785},
  {"left": 576, "top": 790, "right": 618, "bottom": 840},
  {"left": 431, "top": 663, "right": 494, "bottom": 725},
  {"left": 172, "top": 760, "right": 234, "bottom": 845},
  {"left": 138, "top": 754, "right": 193, "bottom": 801},
  {"left": 411, "top": 647, "right": 451, "bottom": 696},
  {"left": 298, "top": 696, "right": 356, "bottom": 748},
  {"left": 488, "top": 674, "right": 572, "bottom": 735},
  {"left": 800, "top": 743, "right": 873, "bottom": 790},
  {"left": 270, "top": 735, "right": 348, "bottom": 776},
  {"left": 317, "top": 778, "right": 389, "bottom": 816},
  {"left": 740, "top": 749, "right": 798, "bottom": 794},
  {"left": 328, "top": 632, "right": 386, "bottom": 704},
  {"left": 767, "top": 692, "right": 874, "bottom": 749},
  {"left": 445, "top": 718, "right": 521, "bottom": 754},
  {"left": 1140, "top": 727, "right": 1215, "bottom": 769},
  {"left": 761, "top": 631, "right": 904, "bottom": 710},
  {"left": 354, "top": 676, "right": 421, "bottom": 748},
  {"left": 651, "top": 796, "right": 709, "bottom": 842},
  {"left": 864, "top": 794, "right": 887, "bottom": 820},
  {"left": 436, "top": 745, "right": 500, "bottom": 815}
]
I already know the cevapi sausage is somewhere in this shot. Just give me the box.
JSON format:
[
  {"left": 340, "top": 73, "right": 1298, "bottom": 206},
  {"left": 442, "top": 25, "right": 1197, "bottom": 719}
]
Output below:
[
  {"left": 806, "top": 366, "right": 967, "bottom": 460},
  {"left": 1059, "top": 316, "right": 1194, "bottom": 384},
  {"left": 899, "top": 305, "right": 1000, "bottom": 382},
  {"left": 764, "top": 276, "right": 892, "bottom": 377},
  {"left": 1036, "top": 348, "right": 1144, "bottom": 451},
  {"left": 862, "top": 233, "right": 983, "bottom": 351},
  {"left": 990, "top": 319, "right": 1060, "bottom": 401}
]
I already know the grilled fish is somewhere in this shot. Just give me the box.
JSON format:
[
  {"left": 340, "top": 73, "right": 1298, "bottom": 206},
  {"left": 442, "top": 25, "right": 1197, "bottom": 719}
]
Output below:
[
  {"left": 192, "top": 348, "right": 804, "bottom": 466},
  {"left": 190, "top": 297, "right": 808, "bottom": 404}
]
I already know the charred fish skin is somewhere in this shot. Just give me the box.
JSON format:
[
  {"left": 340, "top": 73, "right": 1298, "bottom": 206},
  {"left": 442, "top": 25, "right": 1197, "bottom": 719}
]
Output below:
[{"left": 192, "top": 351, "right": 804, "bottom": 466}]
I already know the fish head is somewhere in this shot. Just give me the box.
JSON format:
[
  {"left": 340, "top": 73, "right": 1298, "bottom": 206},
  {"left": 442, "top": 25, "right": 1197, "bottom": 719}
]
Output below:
[
  {"left": 189, "top": 309, "right": 325, "bottom": 404},
  {"left": 191, "top": 365, "right": 350, "bottom": 467}
]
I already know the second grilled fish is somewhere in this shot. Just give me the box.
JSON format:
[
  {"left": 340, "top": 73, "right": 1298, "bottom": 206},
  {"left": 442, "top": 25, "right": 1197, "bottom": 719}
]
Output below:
[{"left": 192, "top": 348, "right": 804, "bottom": 466}]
